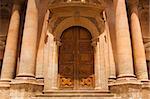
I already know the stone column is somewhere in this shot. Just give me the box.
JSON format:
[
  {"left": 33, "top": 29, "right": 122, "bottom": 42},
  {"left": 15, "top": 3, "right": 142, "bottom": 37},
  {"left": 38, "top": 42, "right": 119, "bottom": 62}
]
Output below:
[
  {"left": 1, "top": 2, "right": 21, "bottom": 81},
  {"left": 16, "top": 0, "right": 38, "bottom": 79},
  {"left": 92, "top": 35, "right": 108, "bottom": 91},
  {"left": 113, "top": 0, "right": 135, "bottom": 79},
  {"left": 128, "top": 0, "right": 148, "bottom": 81}
]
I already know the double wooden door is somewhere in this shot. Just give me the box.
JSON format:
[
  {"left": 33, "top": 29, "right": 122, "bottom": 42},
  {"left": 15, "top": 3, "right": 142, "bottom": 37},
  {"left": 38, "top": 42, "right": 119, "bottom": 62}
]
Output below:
[{"left": 58, "top": 26, "right": 94, "bottom": 90}]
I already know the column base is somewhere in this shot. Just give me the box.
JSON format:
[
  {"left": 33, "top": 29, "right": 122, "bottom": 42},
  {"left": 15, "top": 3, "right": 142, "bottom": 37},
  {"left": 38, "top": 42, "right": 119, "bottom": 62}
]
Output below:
[
  {"left": 116, "top": 74, "right": 137, "bottom": 83},
  {"left": 0, "top": 79, "right": 11, "bottom": 82},
  {"left": 109, "top": 77, "right": 116, "bottom": 84},
  {"left": 16, "top": 73, "right": 35, "bottom": 80},
  {"left": 36, "top": 78, "right": 44, "bottom": 84},
  {"left": 0, "top": 80, "right": 10, "bottom": 88},
  {"left": 141, "top": 80, "right": 150, "bottom": 88},
  {"left": 139, "top": 79, "right": 149, "bottom": 82},
  {"left": 117, "top": 74, "right": 136, "bottom": 78}
]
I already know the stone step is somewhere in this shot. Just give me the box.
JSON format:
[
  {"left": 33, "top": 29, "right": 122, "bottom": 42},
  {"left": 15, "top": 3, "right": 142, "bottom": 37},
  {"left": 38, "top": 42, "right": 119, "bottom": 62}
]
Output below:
[
  {"left": 32, "top": 96, "right": 121, "bottom": 99},
  {"left": 32, "top": 90, "right": 121, "bottom": 99}
]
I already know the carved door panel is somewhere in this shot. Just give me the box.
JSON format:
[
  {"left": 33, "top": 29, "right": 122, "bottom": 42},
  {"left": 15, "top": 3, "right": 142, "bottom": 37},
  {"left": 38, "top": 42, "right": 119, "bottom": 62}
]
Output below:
[
  {"left": 59, "top": 26, "right": 94, "bottom": 90},
  {"left": 77, "top": 27, "right": 94, "bottom": 89}
]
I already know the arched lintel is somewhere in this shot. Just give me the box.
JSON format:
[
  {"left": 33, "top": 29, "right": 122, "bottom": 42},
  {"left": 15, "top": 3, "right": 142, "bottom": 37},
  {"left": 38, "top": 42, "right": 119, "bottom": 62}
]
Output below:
[{"left": 51, "top": 17, "right": 100, "bottom": 40}]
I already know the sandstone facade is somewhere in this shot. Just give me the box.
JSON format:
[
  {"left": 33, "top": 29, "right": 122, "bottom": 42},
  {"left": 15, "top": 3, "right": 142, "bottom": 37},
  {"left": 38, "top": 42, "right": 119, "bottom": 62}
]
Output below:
[{"left": 0, "top": 0, "right": 149, "bottom": 99}]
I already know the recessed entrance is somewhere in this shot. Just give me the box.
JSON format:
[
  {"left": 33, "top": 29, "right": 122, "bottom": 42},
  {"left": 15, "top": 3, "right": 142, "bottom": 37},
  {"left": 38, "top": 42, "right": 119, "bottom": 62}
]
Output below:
[{"left": 58, "top": 26, "right": 94, "bottom": 90}]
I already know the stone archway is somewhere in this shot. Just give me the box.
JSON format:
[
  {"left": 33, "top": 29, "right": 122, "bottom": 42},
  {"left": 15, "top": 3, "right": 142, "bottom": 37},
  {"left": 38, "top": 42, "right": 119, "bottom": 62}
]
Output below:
[
  {"left": 44, "top": 25, "right": 108, "bottom": 92},
  {"left": 52, "top": 17, "right": 100, "bottom": 40},
  {"left": 43, "top": 0, "right": 108, "bottom": 92}
]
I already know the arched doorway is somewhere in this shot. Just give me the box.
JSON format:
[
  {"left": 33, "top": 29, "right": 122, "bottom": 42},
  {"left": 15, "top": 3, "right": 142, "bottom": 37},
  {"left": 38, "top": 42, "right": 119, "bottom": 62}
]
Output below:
[{"left": 58, "top": 26, "right": 94, "bottom": 90}]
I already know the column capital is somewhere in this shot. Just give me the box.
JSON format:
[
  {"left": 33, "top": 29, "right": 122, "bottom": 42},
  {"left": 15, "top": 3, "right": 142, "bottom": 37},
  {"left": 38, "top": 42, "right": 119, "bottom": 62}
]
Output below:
[
  {"left": 91, "top": 37, "right": 99, "bottom": 47},
  {"left": 56, "top": 41, "right": 62, "bottom": 46},
  {"left": 54, "top": 38, "right": 62, "bottom": 46}
]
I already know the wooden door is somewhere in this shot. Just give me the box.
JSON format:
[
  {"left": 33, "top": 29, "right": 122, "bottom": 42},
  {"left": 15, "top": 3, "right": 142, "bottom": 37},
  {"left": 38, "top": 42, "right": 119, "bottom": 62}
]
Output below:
[{"left": 58, "top": 26, "right": 94, "bottom": 90}]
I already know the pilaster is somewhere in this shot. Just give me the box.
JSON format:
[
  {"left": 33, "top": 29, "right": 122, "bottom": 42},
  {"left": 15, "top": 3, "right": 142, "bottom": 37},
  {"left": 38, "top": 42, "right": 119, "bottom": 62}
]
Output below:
[{"left": 92, "top": 34, "right": 108, "bottom": 91}]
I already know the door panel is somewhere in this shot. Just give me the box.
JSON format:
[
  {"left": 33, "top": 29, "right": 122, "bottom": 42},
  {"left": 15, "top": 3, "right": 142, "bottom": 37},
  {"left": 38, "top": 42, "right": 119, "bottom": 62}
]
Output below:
[{"left": 59, "top": 26, "right": 94, "bottom": 89}]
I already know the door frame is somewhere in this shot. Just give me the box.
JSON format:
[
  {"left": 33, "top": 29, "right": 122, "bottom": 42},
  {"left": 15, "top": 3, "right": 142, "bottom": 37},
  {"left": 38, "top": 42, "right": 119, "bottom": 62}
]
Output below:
[{"left": 58, "top": 26, "right": 95, "bottom": 90}]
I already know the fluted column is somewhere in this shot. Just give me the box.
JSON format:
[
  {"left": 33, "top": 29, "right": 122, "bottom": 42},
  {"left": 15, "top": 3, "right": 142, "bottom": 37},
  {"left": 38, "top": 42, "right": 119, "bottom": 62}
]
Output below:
[
  {"left": 113, "top": 0, "right": 135, "bottom": 79},
  {"left": 1, "top": 2, "right": 21, "bottom": 81},
  {"left": 128, "top": 0, "right": 148, "bottom": 81},
  {"left": 17, "top": 0, "right": 38, "bottom": 79}
]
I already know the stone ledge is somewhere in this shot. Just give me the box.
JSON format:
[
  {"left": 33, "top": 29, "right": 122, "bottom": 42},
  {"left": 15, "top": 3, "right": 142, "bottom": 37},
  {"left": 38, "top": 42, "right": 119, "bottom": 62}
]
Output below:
[
  {"left": 109, "top": 82, "right": 142, "bottom": 86},
  {"left": 10, "top": 79, "right": 44, "bottom": 86},
  {"left": 108, "top": 77, "right": 142, "bottom": 86}
]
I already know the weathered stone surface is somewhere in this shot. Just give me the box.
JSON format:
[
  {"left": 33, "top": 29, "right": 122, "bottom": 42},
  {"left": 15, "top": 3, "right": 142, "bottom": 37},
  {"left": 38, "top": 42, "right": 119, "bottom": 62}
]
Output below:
[
  {"left": 0, "top": 0, "right": 149, "bottom": 99},
  {"left": 110, "top": 83, "right": 142, "bottom": 99},
  {"left": 9, "top": 80, "right": 43, "bottom": 99}
]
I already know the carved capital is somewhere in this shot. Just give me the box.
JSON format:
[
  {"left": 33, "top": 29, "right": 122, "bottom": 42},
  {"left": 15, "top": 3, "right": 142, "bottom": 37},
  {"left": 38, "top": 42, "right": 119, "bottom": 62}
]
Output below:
[
  {"left": 56, "top": 41, "right": 62, "bottom": 46},
  {"left": 91, "top": 37, "right": 99, "bottom": 47},
  {"left": 54, "top": 38, "right": 62, "bottom": 46}
]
